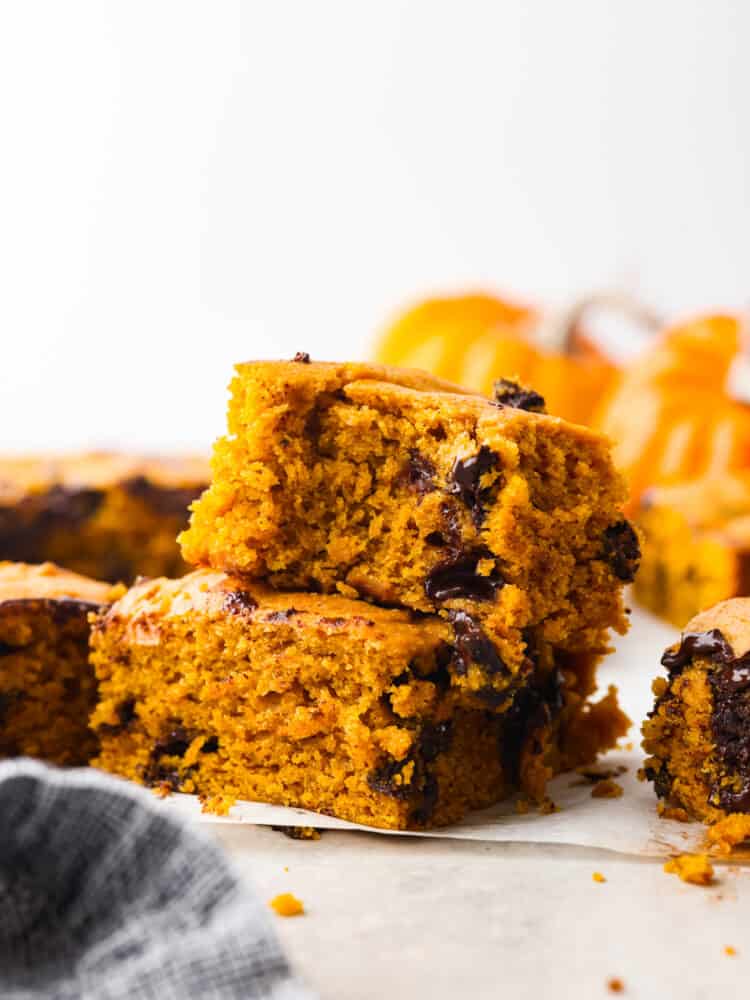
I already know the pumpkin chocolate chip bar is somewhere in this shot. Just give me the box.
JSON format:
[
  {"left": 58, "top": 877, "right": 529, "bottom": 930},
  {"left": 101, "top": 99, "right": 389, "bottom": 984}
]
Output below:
[
  {"left": 180, "top": 360, "right": 637, "bottom": 701},
  {"left": 642, "top": 597, "right": 750, "bottom": 827},
  {"left": 0, "top": 451, "right": 209, "bottom": 583},
  {"left": 0, "top": 561, "right": 120, "bottom": 765},
  {"left": 90, "top": 569, "right": 628, "bottom": 830}
]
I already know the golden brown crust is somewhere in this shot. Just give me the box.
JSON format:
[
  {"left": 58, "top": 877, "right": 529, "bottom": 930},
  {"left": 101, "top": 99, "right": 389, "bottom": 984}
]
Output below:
[{"left": 682, "top": 598, "right": 750, "bottom": 660}]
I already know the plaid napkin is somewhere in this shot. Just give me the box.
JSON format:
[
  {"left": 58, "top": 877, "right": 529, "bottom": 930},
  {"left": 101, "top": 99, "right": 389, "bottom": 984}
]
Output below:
[{"left": 0, "top": 759, "right": 314, "bottom": 1000}]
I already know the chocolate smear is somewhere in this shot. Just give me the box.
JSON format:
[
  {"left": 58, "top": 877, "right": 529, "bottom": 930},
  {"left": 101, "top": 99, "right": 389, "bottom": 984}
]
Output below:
[
  {"left": 492, "top": 378, "right": 546, "bottom": 413},
  {"left": 448, "top": 446, "right": 498, "bottom": 526},
  {"left": 424, "top": 549, "right": 504, "bottom": 603}
]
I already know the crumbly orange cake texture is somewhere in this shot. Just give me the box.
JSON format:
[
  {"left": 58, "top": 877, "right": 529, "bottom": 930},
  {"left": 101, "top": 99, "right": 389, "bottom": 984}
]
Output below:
[
  {"left": 663, "top": 853, "right": 715, "bottom": 886},
  {"left": 180, "top": 359, "right": 637, "bottom": 704},
  {"left": 89, "top": 569, "right": 628, "bottom": 830},
  {"left": 0, "top": 451, "right": 208, "bottom": 582},
  {"left": 0, "top": 562, "right": 118, "bottom": 764},
  {"left": 642, "top": 598, "right": 750, "bottom": 839},
  {"left": 634, "top": 476, "right": 750, "bottom": 627}
]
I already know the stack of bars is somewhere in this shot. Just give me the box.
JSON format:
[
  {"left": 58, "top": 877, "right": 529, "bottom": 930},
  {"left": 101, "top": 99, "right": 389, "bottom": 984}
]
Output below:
[{"left": 88, "top": 359, "right": 638, "bottom": 830}]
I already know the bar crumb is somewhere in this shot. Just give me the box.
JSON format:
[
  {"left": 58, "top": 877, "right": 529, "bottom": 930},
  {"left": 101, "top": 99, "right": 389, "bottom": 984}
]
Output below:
[
  {"left": 592, "top": 872, "right": 606, "bottom": 883},
  {"left": 270, "top": 893, "right": 305, "bottom": 917},
  {"left": 592, "top": 779, "right": 624, "bottom": 799},
  {"left": 663, "top": 853, "right": 714, "bottom": 886}
]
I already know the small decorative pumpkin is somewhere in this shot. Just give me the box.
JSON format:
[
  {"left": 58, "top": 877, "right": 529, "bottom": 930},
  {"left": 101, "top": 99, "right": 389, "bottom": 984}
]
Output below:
[
  {"left": 374, "top": 292, "right": 637, "bottom": 426},
  {"left": 595, "top": 314, "right": 750, "bottom": 504}
]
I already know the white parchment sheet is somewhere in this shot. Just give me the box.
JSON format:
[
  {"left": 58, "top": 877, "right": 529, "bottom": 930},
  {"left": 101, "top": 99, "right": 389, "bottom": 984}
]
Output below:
[{"left": 163, "top": 606, "right": 710, "bottom": 857}]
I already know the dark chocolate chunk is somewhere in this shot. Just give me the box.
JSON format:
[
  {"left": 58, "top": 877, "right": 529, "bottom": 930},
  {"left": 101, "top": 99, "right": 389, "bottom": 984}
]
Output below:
[
  {"left": 223, "top": 590, "right": 258, "bottom": 615},
  {"left": 448, "top": 610, "right": 509, "bottom": 676},
  {"left": 424, "top": 549, "right": 504, "bottom": 603},
  {"left": 602, "top": 521, "right": 641, "bottom": 582},
  {"left": 661, "top": 629, "right": 735, "bottom": 675},
  {"left": 500, "top": 668, "right": 564, "bottom": 784},
  {"left": 425, "top": 531, "right": 446, "bottom": 547},
  {"left": 201, "top": 735, "right": 220, "bottom": 753},
  {"left": 0, "top": 641, "right": 16, "bottom": 656},
  {"left": 154, "top": 728, "right": 192, "bottom": 758},
  {"left": 709, "top": 652, "right": 750, "bottom": 812},
  {"left": 404, "top": 450, "right": 436, "bottom": 496},
  {"left": 448, "top": 446, "right": 498, "bottom": 526},
  {"left": 97, "top": 697, "right": 137, "bottom": 735},
  {"left": 367, "top": 757, "right": 415, "bottom": 801},
  {"left": 492, "top": 378, "right": 546, "bottom": 413},
  {"left": 293, "top": 352, "right": 311, "bottom": 363},
  {"left": 411, "top": 773, "right": 439, "bottom": 826}
]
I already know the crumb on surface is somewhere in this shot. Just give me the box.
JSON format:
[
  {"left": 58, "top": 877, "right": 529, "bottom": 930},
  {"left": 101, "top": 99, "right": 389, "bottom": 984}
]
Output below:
[
  {"left": 706, "top": 815, "right": 750, "bottom": 855},
  {"left": 657, "top": 802, "right": 690, "bottom": 823},
  {"left": 663, "top": 853, "right": 715, "bottom": 886},
  {"left": 515, "top": 798, "right": 530, "bottom": 815},
  {"left": 591, "top": 778, "right": 624, "bottom": 799},
  {"left": 539, "top": 796, "right": 558, "bottom": 815},
  {"left": 592, "top": 871, "right": 606, "bottom": 883},
  {"left": 724, "top": 946, "right": 737, "bottom": 957},
  {"left": 270, "top": 893, "right": 305, "bottom": 917},
  {"left": 271, "top": 825, "right": 321, "bottom": 841},
  {"left": 607, "top": 977, "right": 624, "bottom": 993}
]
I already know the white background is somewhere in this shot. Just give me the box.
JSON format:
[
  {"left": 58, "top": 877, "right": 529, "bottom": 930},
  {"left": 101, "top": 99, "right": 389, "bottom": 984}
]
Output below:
[{"left": 1, "top": 1, "right": 748, "bottom": 451}]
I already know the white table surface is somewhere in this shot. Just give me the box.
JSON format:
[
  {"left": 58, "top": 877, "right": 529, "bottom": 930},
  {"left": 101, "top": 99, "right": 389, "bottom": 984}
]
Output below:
[{"left": 208, "top": 607, "right": 750, "bottom": 999}]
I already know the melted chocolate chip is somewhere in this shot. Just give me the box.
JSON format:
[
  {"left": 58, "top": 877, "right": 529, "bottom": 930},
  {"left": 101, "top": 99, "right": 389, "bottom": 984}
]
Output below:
[
  {"left": 98, "top": 698, "right": 137, "bottom": 735},
  {"left": 424, "top": 549, "right": 504, "bottom": 603},
  {"left": 661, "top": 629, "right": 735, "bottom": 675},
  {"left": 709, "top": 652, "right": 750, "bottom": 812},
  {"left": 154, "top": 728, "right": 191, "bottom": 758},
  {"left": 448, "top": 446, "right": 498, "bottom": 525},
  {"left": 404, "top": 450, "right": 436, "bottom": 496},
  {"left": 492, "top": 378, "right": 546, "bottom": 413},
  {"left": 602, "top": 521, "right": 641, "bottom": 582},
  {"left": 293, "top": 352, "right": 311, "bottom": 363},
  {"left": 448, "top": 610, "right": 509, "bottom": 676},
  {"left": 500, "top": 668, "right": 564, "bottom": 784},
  {"left": 367, "top": 757, "right": 415, "bottom": 801},
  {"left": 223, "top": 590, "right": 258, "bottom": 615},
  {"left": 201, "top": 736, "right": 220, "bottom": 753},
  {"left": 425, "top": 531, "right": 445, "bottom": 547},
  {"left": 0, "top": 641, "right": 15, "bottom": 656}
]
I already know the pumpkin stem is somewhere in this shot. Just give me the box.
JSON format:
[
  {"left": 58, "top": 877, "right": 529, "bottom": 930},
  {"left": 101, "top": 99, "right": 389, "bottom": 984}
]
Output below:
[{"left": 534, "top": 292, "right": 663, "bottom": 355}]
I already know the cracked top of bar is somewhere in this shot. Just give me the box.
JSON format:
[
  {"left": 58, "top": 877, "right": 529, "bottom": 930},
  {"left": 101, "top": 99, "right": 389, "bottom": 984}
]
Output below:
[{"left": 180, "top": 359, "right": 634, "bottom": 658}]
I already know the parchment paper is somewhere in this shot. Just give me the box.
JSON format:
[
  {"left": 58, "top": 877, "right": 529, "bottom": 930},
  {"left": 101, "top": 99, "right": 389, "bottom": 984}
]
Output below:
[{"left": 161, "top": 606, "right": 710, "bottom": 857}]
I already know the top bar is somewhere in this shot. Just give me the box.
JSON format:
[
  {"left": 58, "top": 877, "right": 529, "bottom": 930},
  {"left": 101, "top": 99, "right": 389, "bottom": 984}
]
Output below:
[{"left": 181, "top": 359, "right": 635, "bottom": 689}]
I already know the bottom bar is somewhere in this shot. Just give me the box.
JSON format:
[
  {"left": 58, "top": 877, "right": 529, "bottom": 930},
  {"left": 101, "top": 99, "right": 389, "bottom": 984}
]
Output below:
[{"left": 91, "top": 569, "right": 628, "bottom": 830}]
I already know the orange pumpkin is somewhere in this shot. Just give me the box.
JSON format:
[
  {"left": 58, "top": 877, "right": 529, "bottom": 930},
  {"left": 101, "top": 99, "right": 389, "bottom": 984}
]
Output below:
[
  {"left": 595, "top": 314, "right": 750, "bottom": 505},
  {"left": 374, "top": 292, "right": 622, "bottom": 425}
]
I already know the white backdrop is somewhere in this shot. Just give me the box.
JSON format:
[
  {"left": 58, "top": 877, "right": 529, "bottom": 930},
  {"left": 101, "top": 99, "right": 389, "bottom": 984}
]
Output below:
[{"left": 1, "top": 1, "right": 748, "bottom": 451}]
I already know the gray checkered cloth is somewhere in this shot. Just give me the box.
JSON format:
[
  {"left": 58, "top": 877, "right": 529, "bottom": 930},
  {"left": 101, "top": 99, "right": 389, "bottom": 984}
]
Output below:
[{"left": 0, "top": 759, "right": 314, "bottom": 1000}]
